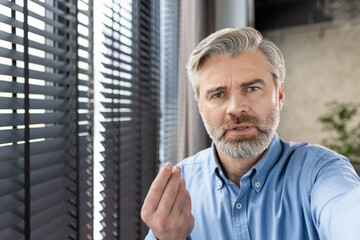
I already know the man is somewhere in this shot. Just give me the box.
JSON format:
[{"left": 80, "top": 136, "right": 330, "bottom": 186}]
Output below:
[{"left": 141, "top": 27, "right": 360, "bottom": 240}]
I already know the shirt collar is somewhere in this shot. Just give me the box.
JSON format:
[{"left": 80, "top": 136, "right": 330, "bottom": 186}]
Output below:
[
  {"left": 209, "top": 133, "right": 282, "bottom": 192},
  {"left": 209, "top": 142, "right": 229, "bottom": 188},
  {"left": 251, "top": 133, "right": 282, "bottom": 193}
]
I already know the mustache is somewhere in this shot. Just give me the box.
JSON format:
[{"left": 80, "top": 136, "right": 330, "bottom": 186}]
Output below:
[
  {"left": 222, "top": 114, "right": 260, "bottom": 129},
  {"left": 219, "top": 114, "right": 268, "bottom": 140}
]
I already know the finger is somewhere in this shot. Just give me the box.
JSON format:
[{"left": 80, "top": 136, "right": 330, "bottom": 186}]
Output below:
[
  {"left": 171, "top": 177, "right": 186, "bottom": 216},
  {"left": 142, "top": 162, "right": 173, "bottom": 213},
  {"left": 181, "top": 190, "right": 192, "bottom": 216},
  {"left": 157, "top": 165, "right": 182, "bottom": 215}
]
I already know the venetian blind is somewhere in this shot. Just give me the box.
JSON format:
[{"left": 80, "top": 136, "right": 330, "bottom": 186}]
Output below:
[
  {"left": 99, "top": 0, "right": 160, "bottom": 239},
  {"left": 0, "top": 0, "right": 94, "bottom": 239},
  {"left": 159, "top": 0, "right": 180, "bottom": 165}
]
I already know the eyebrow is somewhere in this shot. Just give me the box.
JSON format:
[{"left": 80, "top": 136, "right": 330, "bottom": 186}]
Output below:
[
  {"left": 205, "top": 86, "right": 227, "bottom": 98},
  {"left": 240, "top": 79, "right": 266, "bottom": 88}
]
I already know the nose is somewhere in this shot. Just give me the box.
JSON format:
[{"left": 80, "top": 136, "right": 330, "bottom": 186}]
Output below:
[{"left": 225, "top": 94, "right": 249, "bottom": 117}]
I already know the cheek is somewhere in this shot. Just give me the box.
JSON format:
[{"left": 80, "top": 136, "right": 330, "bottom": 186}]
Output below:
[
  {"left": 202, "top": 106, "right": 225, "bottom": 125},
  {"left": 259, "top": 91, "right": 278, "bottom": 113},
  {"left": 252, "top": 99, "right": 276, "bottom": 120}
]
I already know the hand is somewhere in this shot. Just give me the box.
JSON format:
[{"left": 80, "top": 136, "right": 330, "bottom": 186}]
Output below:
[{"left": 141, "top": 162, "right": 194, "bottom": 240}]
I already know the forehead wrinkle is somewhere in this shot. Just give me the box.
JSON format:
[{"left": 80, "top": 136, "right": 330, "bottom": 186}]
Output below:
[{"left": 198, "top": 51, "right": 274, "bottom": 98}]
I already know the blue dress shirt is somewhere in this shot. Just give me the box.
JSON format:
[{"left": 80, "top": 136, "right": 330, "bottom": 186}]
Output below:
[{"left": 145, "top": 133, "right": 360, "bottom": 240}]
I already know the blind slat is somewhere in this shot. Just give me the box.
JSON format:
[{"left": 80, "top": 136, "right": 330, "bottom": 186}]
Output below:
[
  {"left": 0, "top": 64, "right": 73, "bottom": 85},
  {"left": 101, "top": 101, "right": 139, "bottom": 109},
  {"left": 0, "top": 97, "right": 72, "bottom": 110},
  {"left": 0, "top": 81, "right": 71, "bottom": 98},
  {"left": 0, "top": 30, "right": 75, "bottom": 58}
]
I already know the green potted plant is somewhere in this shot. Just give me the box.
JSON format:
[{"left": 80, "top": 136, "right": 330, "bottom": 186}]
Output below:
[{"left": 318, "top": 101, "right": 360, "bottom": 175}]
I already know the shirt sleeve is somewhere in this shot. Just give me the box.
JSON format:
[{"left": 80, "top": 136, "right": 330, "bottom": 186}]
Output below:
[
  {"left": 310, "top": 155, "right": 360, "bottom": 240},
  {"left": 144, "top": 229, "right": 158, "bottom": 240},
  {"left": 144, "top": 229, "right": 192, "bottom": 240}
]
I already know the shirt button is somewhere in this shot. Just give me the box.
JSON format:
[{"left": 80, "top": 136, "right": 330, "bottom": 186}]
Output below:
[
  {"left": 217, "top": 181, "right": 222, "bottom": 188},
  {"left": 236, "top": 203, "right": 243, "bottom": 209},
  {"left": 255, "top": 181, "right": 261, "bottom": 188}
]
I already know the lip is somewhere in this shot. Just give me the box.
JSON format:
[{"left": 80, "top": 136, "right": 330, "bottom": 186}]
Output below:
[{"left": 226, "top": 124, "right": 255, "bottom": 136}]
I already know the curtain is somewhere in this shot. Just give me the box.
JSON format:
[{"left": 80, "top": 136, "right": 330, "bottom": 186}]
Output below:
[
  {"left": 0, "top": 0, "right": 94, "bottom": 239},
  {"left": 99, "top": 0, "right": 160, "bottom": 239},
  {"left": 177, "top": 0, "right": 214, "bottom": 163}
]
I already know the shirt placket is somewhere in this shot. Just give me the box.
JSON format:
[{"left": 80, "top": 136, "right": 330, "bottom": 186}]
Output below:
[{"left": 231, "top": 177, "right": 251, "bottom": 240}]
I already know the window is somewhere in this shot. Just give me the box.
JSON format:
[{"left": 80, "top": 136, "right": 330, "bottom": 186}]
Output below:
[
  {"left": 0, "top": 0, "right": 163, "bottom": 238},
  {"left": 0, "top": 0, "right": 93, "bottom": 239},
  {"left": 97, "top": 0, "right": 160, "bottom": 239}
]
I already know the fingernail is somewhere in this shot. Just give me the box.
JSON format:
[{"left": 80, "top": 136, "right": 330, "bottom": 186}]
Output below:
[
  {"left": 173, "top": 165, "right": 181, "bottom": 172},
  {"left": 164, "top": 162, "right": 172, "bottom": 170}
]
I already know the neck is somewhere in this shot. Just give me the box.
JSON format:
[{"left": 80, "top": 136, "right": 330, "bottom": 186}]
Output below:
[{"left": 216, "top": 148, "right": 266, "bottom": 188}]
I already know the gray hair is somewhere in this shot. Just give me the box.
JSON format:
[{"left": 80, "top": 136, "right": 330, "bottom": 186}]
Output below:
[{"left": 186, "top": 27, "right": 285, "bottom": 99}]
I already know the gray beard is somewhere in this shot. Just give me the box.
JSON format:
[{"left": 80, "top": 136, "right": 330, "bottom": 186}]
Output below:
[{"left": 201, "top": 108, "right": 279, "bottom": 159}]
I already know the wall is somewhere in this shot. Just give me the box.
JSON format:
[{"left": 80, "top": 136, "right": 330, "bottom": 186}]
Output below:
[
  {"left": 215, "top": 0, "right": 248, "bottom": 30},
  {"left": 264, "top": 22, "right": 360, "bottom": 144}
]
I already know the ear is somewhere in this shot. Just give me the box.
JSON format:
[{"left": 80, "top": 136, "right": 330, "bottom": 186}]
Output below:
[{"left": 278, "top": 81, "right": 285, "bottom": 111}]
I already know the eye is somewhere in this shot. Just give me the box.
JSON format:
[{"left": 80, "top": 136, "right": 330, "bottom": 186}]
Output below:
[
  {"left": 213, "top": 92, "right": 224, "bottom": 98},
  {"left": 248, "top": 86, "right": 259, "bottom": 92}
]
